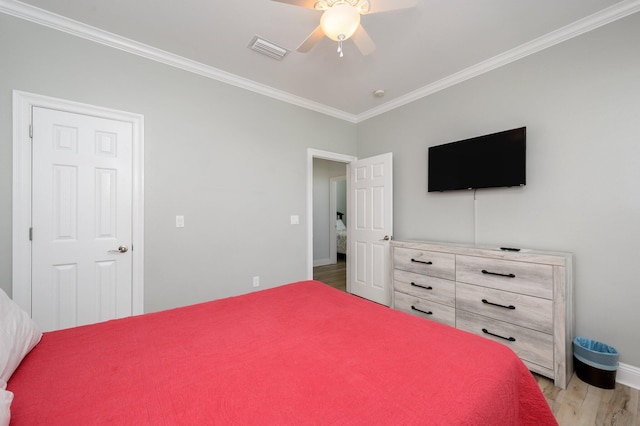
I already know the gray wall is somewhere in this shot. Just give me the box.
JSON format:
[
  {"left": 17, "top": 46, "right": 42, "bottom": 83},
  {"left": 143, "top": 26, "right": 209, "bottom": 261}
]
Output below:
[
  {"left": 2, "top": 9, "right": 638, "bottom": 368},
  {"left": 0, "top": 13, "right": 357, "bottom": 313},
  {"left": 357, "top": 13, "right": 640, "bottom": 366}
]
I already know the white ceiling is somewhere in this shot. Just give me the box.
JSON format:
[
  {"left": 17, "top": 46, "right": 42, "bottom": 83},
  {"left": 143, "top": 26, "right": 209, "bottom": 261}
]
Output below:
[{"left": 3, "top": 0, "right": 639, "bottom": 121}]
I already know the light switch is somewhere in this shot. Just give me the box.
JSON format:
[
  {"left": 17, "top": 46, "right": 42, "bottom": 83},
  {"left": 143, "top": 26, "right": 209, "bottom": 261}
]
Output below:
[
  {"left": 176, "top": 215, "right": 185, "bottom": 228},
  {"left": 290, "top": 215, "right": 299, "bottom": 225}
]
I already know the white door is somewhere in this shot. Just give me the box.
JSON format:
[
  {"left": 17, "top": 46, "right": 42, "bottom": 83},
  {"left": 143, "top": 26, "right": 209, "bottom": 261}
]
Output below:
[
  {"left": 348, "top": 153, "right": 393, "bottom": 305},
  {"left": 31, "top": 107, "right": 133, "bottom": 331}
]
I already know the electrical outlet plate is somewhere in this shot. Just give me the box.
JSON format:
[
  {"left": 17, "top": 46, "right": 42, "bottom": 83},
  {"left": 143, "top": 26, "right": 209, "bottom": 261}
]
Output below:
[{"left": 252, "top": 276, "right": 260, "bottom": 287}]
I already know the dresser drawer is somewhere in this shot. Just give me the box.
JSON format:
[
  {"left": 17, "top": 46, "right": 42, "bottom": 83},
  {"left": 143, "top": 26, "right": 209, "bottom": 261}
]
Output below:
[
  {"left": 394, "top": 291, "right": 455, "bottom": 327},
  {"left": 394, "top": 247, "right": 455, "bottom": 280},
  {"left": 394, "top": 269, "right": 455, "bottom": 307},
  {"left": 456, "top": 309, "right": 553, "bottom": 370},
  {"left": 456, "top": 282, "right": 552, "bottom": 333},
  {"left": 456, "top": 255, "right": 553, "bottom": 299}
]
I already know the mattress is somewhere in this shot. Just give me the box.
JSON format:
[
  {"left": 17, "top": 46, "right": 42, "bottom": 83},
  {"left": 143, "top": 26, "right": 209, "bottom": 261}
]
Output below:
[{"left": 7, "top": 280, "right": 556, "bottom": 425}]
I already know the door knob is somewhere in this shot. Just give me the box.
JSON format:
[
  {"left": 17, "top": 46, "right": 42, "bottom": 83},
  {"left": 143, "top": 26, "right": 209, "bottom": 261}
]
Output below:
[
  {"left": 109, "top": 245, "right": 129, "bottom": 254},
  {"left": 381, "top": 235, "right": 391, "bottom": 241}
]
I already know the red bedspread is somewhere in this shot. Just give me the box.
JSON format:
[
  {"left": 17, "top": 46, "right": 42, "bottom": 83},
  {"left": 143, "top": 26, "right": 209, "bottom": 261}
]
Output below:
[{"left": 8, "top": 280, "right": 556, "bottom": 425}]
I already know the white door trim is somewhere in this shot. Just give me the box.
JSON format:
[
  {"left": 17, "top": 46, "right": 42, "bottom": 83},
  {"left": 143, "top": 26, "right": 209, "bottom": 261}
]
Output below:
[
  {"left": 12, "top": 90, "right": 145, "bottom": 316},
  {"left": 307, "top": 149, "right": 357, "bottom": 282}
]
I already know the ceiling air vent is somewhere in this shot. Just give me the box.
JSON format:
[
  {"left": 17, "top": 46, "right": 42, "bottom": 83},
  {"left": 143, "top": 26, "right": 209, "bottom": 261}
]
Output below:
[{"left": 248, "top": 36, "right": 289, "bottom": 60}]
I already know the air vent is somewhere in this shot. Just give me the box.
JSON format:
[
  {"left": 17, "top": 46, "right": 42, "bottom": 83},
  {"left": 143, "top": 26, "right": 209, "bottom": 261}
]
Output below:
[{"left": 248, "top": 36, "right": 289, "bottom": 60}]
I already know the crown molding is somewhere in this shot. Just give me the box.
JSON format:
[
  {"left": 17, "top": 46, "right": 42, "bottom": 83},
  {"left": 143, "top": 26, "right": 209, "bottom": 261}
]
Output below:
[
  {"left": 1, "top": 0, "right": 638, "bottom": 124},
  {"left": 355, "top": 0, "right": 640, "bottom": 122},
  {"left": 0, "top": 0, "right": 359, "bottom": 123}
]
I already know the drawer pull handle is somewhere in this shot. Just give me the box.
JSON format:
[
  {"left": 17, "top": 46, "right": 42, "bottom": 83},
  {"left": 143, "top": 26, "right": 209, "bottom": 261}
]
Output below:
[
  {"left": 481, "top": 269, "right": 516, "bottom": 278},
  {"left": 482, "top": 328, "right": 516, "bottom": 342},
  {"left": 411, "top": 258, "right": 433, "bottom": 265},
  {"left": 482, "top": 299, "right": 516, "bottom": 310},
  {"left": 411, "top": 282, "right": 433, "bottom": 290},
  {"left": 411, "top": 305, "right": 433, "bottom": 315}
]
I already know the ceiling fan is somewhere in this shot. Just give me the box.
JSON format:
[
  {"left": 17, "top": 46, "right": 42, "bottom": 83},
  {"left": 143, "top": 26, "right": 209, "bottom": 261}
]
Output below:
[{"left": 272, "top": 0, "right": 417, "bottom": 57}]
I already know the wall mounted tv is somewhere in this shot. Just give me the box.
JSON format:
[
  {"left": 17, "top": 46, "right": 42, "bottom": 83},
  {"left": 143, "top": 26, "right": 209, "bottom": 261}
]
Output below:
[{"left": 428, "top": 127, "right": 526, "bottom": 192}]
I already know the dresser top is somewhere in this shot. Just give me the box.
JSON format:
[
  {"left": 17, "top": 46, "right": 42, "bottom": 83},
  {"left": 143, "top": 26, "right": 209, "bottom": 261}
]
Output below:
[{"left": 391, "top": 240, "right": 573, "bottom": 267}]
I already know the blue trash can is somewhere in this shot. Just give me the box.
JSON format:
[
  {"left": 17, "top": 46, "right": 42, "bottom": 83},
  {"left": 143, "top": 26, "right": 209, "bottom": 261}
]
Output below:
[{"left": 573, "top": 336, "right": 619, "bottom": 389}]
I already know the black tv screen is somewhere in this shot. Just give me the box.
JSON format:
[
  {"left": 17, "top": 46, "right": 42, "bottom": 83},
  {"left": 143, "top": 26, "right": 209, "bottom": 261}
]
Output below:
[{"left": 428, "top": 127, "right": 526, "bottom": 192}]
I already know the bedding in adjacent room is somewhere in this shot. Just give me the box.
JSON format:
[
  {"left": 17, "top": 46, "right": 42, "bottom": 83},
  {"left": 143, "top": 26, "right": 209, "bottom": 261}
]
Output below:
[{"left": 336, "top": 218, "right": 347, "bottom": 254}]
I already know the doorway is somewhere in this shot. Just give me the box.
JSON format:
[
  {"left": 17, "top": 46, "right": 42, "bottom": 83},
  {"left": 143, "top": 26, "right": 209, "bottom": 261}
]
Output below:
[
  {"left": 307, "top": 149, "right": 356, "bottom": 292},
  {"left": 12, "top": 91, "right": 144, "bottom": 325},
  {"left": 312, "top": 159, "right": 347, "bottom": 291}
]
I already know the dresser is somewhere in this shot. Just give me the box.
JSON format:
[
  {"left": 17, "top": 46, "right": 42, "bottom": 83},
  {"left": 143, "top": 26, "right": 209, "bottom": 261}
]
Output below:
[{"left": 391, "top": 240, "right": 574, "bottom": 389}]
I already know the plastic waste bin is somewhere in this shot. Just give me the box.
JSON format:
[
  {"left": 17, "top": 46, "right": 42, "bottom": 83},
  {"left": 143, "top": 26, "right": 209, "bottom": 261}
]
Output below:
[{"left": 573, "top": 336, "right": 619, "bottom": 389}]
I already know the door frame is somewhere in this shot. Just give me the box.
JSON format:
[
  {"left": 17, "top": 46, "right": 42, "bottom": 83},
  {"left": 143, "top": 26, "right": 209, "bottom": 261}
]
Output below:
[
  {"left": 12, "top": 90, "right": 145, "bottom": 316},
  {"left": 307, "top": 149, "right": 357, "bottom": 286}
]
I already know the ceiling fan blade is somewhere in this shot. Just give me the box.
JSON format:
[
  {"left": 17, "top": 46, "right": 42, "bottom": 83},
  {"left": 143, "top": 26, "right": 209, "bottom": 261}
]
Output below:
[
  {"left": 352, "top": 25, "right": 376, "bottom": 56},
  {"left": 271, "top": 0, "right": 318, "bottom": 10},
  {"left": 366, "top": 0, "right": 417, "bottom": 14},
  {"left": 297, "top": 25, "right": 325, "bottom": 53}
]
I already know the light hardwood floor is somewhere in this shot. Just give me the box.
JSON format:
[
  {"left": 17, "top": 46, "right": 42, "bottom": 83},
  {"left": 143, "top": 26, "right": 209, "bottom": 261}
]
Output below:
[
  {"left": 313, "top": 259, "right": 639, "bottom": 426},
  {"left": 313, "top": 257, "right": 346, "bottom": 292},
  {"left": 536, "top": 373, "right": 639, "bottom": 425}
]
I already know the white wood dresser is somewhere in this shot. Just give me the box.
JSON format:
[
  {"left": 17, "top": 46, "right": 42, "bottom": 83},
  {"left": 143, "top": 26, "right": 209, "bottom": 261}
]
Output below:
[{"left": 391, "top": 240, "right": 574, "bottom": 389}]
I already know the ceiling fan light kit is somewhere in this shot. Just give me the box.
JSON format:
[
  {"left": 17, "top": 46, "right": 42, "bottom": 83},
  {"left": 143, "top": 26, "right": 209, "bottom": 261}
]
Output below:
[
  {"left": 320, "top": 1, "right": 362, "bottom": 57},
  {"left": 321, "top": 3, "right": 360, "bottom": 37},
  {"left": 273, "top": 0, "right": 416, "bottom": 57}
]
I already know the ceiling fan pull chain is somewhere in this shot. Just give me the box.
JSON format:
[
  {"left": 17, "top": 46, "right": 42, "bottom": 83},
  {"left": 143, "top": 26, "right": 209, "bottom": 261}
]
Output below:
[{"left": 337, "top": 34, "right": 345, "bottom": 58}]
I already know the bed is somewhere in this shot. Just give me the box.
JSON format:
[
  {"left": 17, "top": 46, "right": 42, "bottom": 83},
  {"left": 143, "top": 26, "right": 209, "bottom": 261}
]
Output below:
[
  {"left": 336, "top": 212, "right": 347, "bottom": 256},
  {"left": 3, "top": 281, "right": 557, "bottom": 425}
]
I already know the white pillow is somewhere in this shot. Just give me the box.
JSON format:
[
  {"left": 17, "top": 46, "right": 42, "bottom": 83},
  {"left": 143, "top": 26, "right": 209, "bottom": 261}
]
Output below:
[
  {"left": 0, "top": 288, "right": 42, "bottom": 383},
  {"left": 0, "top": 380, "right": 12, "bottom": 426}
]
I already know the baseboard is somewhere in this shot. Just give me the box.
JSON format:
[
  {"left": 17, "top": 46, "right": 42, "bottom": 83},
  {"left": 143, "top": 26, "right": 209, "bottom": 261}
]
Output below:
[
  {"left": 617, "top": 362, "right": 640, "bottom": 390},
  {"left": 313, "top": 258, "right": 332, "bottom": 267}
]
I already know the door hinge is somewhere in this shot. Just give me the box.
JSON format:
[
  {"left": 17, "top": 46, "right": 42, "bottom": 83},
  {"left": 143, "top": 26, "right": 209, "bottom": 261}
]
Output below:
[
  {"left": 29, "top": 227, "right": 33, "bottom": 241},
  {"left": 29, "top": 124, "right": 33, "bottom": 139}
]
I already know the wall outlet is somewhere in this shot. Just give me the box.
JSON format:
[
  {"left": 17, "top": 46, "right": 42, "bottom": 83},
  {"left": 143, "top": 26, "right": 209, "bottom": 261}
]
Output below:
[
  {"left": 176, "top": 215, "right": 185, "bottom": 228},
  {"left": 252, "top": 276, "right": 260, "bottom": 288}
]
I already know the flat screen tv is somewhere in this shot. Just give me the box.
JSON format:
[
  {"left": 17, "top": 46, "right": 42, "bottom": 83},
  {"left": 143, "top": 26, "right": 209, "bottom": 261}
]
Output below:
[{"left": 428, "top": 127, "right": 526, "bottom": 192}]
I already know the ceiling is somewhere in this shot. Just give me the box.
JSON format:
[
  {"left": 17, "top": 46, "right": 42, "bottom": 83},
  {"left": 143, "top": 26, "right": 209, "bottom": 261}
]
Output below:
[{"left": 3, "top": 0, "right": 639, "bottom": 121}]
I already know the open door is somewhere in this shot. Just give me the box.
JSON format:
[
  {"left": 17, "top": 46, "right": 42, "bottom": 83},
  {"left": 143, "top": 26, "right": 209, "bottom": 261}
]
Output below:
[{"left": 348, "top": 153, "right": 393, "bottom": 306}]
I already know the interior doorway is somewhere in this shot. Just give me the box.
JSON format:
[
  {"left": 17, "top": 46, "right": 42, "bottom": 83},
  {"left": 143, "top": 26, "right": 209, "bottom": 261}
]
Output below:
[
  {"left": 307, "top": 149, "right": 356, "bottom": 292},
  {"left": 312, "top": 158, "right": 347, "bottom": 267},
  {"left": 307, "top": 149, "right": 394, "bottom": 305},
  {"left": 312, "top": 159, "right": 347, "bottom": 292}
]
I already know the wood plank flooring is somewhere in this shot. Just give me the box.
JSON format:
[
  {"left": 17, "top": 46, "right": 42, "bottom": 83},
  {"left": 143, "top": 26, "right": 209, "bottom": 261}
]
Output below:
[
  {"left": 313, "top": 259, "right": 639, "bottom": 425},
  {"left": 312, "top": 257, "right": 346, "bottom": 292},
  {"left": 536, "top": 373, "right": 639, "bottom": 425}
]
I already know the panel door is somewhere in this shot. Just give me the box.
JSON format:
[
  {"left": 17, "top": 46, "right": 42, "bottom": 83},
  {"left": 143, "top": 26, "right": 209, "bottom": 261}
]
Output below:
[
  {"left": 31, "top": 107, "right": 133, "bottom": 331},
  {"left": 348, "top": 152, "right": 393, "bottom": 306}
]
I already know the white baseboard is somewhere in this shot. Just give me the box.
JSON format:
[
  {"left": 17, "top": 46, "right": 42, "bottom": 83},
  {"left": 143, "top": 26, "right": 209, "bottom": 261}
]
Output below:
[
  {"left": 313, "top": 258, "right": 332, "bottom": 267},
  {"left": 617, "top": 362, "right": 640, "bottom": 390}
]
